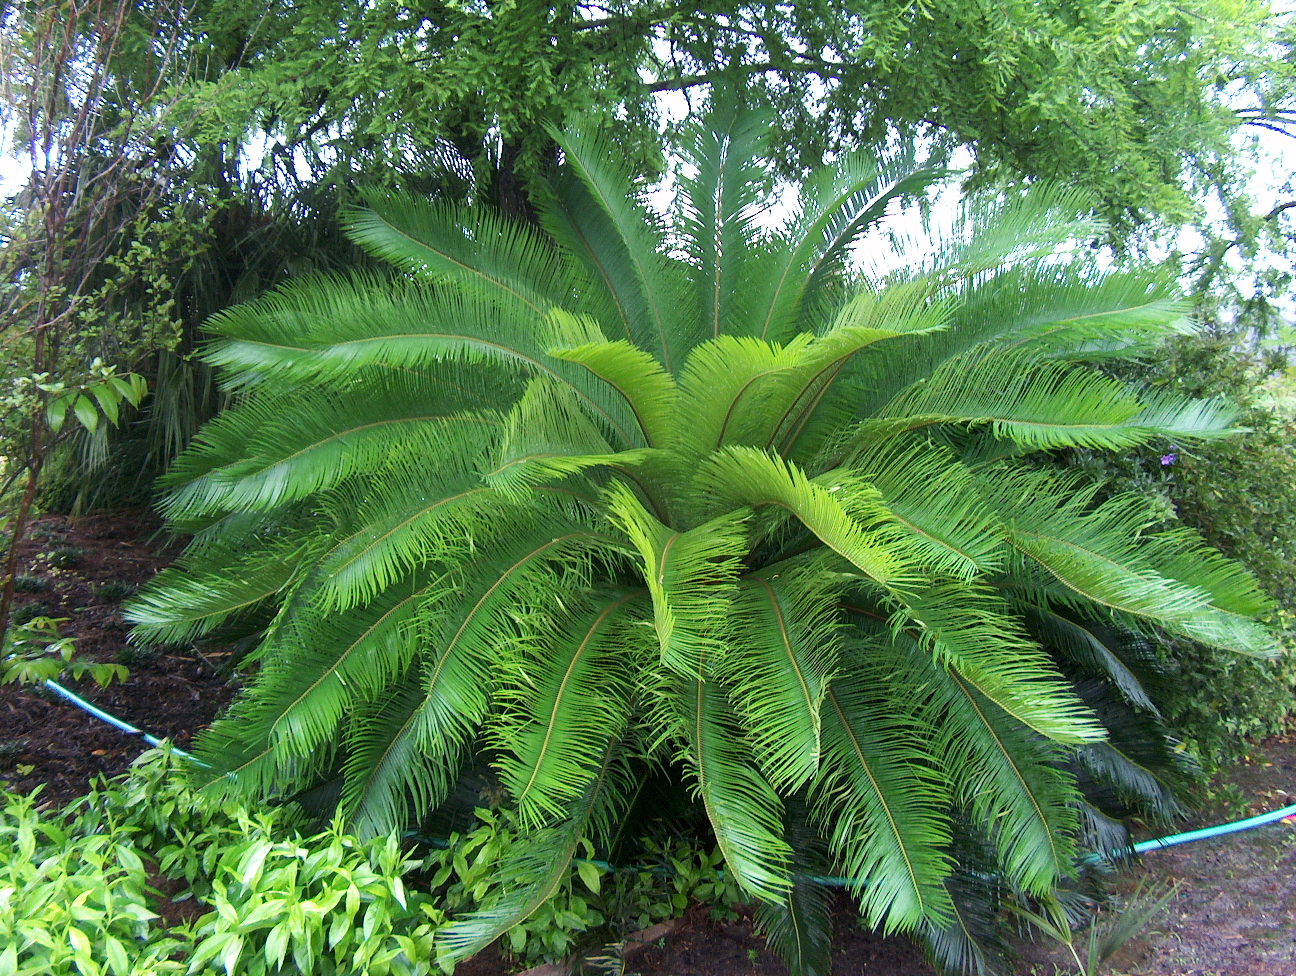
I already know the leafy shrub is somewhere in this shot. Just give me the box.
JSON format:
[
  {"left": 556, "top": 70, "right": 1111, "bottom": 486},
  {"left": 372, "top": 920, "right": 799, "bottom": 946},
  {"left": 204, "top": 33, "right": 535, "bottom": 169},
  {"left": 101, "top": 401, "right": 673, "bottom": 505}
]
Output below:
[
  {"left": 126, "top": 96, "right": 1274, "bottom": 973},
  {"left": 0, "top": 614, "right": 128, "bottom": 687},
  {"left": 13, "top": 573, "right": 47, "bottom": 593},
  {"left": 45, "top": 546, "right": 87, "bottom": 569},
  {"left": 93, "top": 580, "right": 138, "bottom": 602},
  {"left": 0, "top": 788, "right": 188, "bottom": 975},
  {"left": 10, "top": 601, "right": 48, "bottom": 626}
]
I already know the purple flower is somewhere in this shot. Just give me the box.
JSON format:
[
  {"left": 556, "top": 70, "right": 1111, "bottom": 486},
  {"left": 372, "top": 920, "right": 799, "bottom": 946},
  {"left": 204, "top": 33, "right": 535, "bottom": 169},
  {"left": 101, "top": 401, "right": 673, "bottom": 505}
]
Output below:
[{"left": 1160, "top": 453, "right": 1176, "bottom": 466}]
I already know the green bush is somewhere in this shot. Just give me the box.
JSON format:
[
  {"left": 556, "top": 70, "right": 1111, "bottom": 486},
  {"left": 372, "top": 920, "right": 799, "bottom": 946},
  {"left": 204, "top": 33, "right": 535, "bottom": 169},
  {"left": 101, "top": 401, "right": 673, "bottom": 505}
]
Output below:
[
  {"left": 126, "top": 95, "right": 1275, "bottom": 973},
  {"left": 1067, "top": 333, "right": 1296, "bottom": 765},
  {"left": 2, "top": 747, "right": 736, "bottom": 975}
]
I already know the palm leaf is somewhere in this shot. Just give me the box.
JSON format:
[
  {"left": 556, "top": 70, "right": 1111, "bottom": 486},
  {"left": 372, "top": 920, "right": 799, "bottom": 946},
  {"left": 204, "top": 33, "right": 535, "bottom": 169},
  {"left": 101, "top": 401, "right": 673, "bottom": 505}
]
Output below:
[
  {"left": 722, "top": 569, "right": 839, "bottom": 792},
  {"left": 752, "top": 797, "right": 834, "bottom": 976},
  {"left": 547, "top": 124, "right": 691, "bottom": 372},
  {"left": 493, "top": 591, "right": 644, "bottom": 829},
  {"left": 342, "top": 189, "right": 575, "bottom": 317},
  {"left": 698, "top": 447, "right": 908, "bottom": 586},
  {"left": 812, "top": 656, "right": 956, "bottom": 933},
  {"left": 606, "top": 482, "right": 748, "bottom": 675}
]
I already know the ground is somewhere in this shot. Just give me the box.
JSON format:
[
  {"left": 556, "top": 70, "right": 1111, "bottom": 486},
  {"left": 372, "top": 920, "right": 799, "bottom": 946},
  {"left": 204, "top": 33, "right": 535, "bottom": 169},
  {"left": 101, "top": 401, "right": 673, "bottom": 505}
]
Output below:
[{"left": 1, "top": 510, "right": 1293, "bottom": 976}]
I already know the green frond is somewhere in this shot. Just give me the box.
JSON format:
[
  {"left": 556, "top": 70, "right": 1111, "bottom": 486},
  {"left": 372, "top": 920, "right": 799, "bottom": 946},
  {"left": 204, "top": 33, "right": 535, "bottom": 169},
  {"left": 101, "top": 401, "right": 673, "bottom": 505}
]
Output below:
[
  {"left": 547, "top": 124, "right": 692, "bottom": 372},
  {"left": 485, "top": 375, "right": 654, "bottom": 496},
  {"left": 767, "top": 283, "right": 951, "bottom": 457},
  {"left": 812, "top": 659, "right": 956, "bottom": 933},
  {"left": 342, "top": 189, "right": 575, "bottom": 317},
  {"left": 1016, "top": 604, "right": 1161, "bottom": 714},
  {"left": 880, "top": 182, "right": 1104, "bottom": 285},
  {"left": 889, "top": 584, "right": 1106, "bottom": 745},
  {"left": 879, "top": 350, "right": 1158, "bottom": 451},
  {"left": 722, "top": 569, "right": 840, "bottom": 792},
  {"left": 752, "top": 798, "right": 834, "bottom": 976},
  {"left": 339, "top": 528, "right": 616, "bottom": 834},
  {"left": 848, "top": 441, "right": 1006, "bottom": 579},
  {"left": 201, "top": 274, "right": 642, "bottom": 447},
  {"left": 780, "top": 153, "right": 945, "bottom": 341},
  {"left": 967, "top": 265, "right": 1192, "bottom": 360},
  {"left": 677, "top": 93, "right": 775, "bottom": 341},
  {"left": 674, "top": 333, "right": 815, "bottom": 459},
  {"left": 160, "top": 382, "right": 500, "bottom": 519},
  {"left": 548, "top": 336, "right": 678, "bottom": 448},
  {"left": 981, "top": 469, "right": 1278, "bottom": 656},
  {"left": 311, "top": 456, "right": 513, "bottom": 612},
  {"left": 860, "top": 631, "right": 1080, "bottom": 896},
  {"left": 124, "top": 531, "right": 320, "bottom": 644},
  {"left": 249, "top": 577, "right": 449, "bottom": 763},
  {"left": 672, "top": 676, "right": 793, "bottom": 903},
  {"left": 492, "top": 591, "right": 645, "bottom": 829},
  {"left": 606, "top": 482, "right": 748, "bottom": 675},
  {"left": 698, "top": 447, "right": 909, "bottom": 586}
]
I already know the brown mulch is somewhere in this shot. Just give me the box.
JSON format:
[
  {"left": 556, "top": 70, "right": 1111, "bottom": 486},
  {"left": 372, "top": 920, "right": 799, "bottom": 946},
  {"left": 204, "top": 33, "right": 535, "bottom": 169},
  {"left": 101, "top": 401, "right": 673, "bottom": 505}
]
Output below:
[
  {"left": 0, "top": 510, "right": 236, "bottom": 808},
  {"left": 2, "top": 509, "right": 1295, "bottom": 975}
]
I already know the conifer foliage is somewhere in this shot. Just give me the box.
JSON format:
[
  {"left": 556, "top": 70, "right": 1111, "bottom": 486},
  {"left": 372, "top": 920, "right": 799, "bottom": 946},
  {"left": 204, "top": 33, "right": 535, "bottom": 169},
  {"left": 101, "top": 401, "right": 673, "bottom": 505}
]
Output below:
[{"left": 127, "top": 97, "right": 1274, "bottom": 973}]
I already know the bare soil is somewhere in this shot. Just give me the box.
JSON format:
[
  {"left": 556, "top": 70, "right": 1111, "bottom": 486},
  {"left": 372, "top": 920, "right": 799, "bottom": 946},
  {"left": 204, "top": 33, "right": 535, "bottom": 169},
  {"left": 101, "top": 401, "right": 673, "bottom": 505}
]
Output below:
[{"left": 2, "top": 509, "right": 1294, "bottom": 976}]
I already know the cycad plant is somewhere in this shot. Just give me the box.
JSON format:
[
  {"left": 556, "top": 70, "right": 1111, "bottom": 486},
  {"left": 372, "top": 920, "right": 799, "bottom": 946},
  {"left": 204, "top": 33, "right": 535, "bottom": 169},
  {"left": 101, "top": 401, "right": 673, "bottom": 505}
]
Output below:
[{"left": 126, "top": 96, "right": 1275, "bottom": 974}]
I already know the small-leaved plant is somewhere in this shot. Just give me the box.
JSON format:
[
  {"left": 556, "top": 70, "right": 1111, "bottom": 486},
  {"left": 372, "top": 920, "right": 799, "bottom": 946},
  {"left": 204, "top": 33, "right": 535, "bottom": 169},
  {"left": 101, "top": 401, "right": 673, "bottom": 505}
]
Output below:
[{"left": 0, "top": 615, "right": 127, "bottom": 687}]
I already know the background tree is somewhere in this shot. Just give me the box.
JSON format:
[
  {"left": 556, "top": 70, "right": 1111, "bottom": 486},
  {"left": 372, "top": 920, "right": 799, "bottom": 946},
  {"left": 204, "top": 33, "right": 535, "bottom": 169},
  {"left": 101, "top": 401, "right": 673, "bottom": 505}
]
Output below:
[{"left": 0, "top": 0, "right": 187, "bottom": 633}]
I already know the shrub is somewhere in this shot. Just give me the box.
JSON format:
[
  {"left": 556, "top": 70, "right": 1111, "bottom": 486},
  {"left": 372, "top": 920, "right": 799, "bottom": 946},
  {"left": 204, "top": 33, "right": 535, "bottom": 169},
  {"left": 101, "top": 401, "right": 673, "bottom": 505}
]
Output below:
[
  {"left": 45, "top": 546, "right": 87, "bottom": 569},
  {"left": 126, "top": 96, "right": 1273, "bottom": 973}
]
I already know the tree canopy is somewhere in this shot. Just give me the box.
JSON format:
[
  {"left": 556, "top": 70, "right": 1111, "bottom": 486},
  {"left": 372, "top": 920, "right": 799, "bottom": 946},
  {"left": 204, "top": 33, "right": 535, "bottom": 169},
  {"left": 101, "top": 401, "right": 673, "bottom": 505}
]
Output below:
[{"left": 173, "top": 0, "right": 1293, "bottom": 230}]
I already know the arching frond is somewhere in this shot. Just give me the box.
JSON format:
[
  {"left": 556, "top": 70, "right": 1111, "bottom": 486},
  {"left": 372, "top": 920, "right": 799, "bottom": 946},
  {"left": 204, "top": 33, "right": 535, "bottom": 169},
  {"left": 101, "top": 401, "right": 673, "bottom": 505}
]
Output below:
[
  {"left": 670, "top": 674, "right": 792, "bottom": 902},
  {"left": 342, "top": 189, "right": 575, "bottom": 317},
  {"left": 851, "top": 442, "right": 1006, "bottom": 579},
  {"left": 547, "top": 125, "right": 691, "bottom": 371},
  {"left": 606, "top": 482, "right": 748, "bottom": 675},
  {"left": 548, "top": 336, "right": 678, "bottom": 448},
  {"left": 492, "top": 591, "right": 645, "bottom": 829},
  {"left": 161, "top": 384, "right": 499, "bottom": 519},
  {"left": 124, "top": 530, "right": 321, "bottom": 644},
  {"left": 889, "top": 584, "right": 1106, "bottom": 745},
  {"left": 311, "top": 458, "right": 514, "bottom": 612},
  {"left": 677, "top": 95, "right": 775, "bottom": 341},
  {"left": 201, "top": 275, "right": 642, "bottom": 447},
  {"left": 812, "top": 655, "right": 956, "bottom": 933},
  {"left": 339, "top": 528, "right": 615, "bottom": 833},
  {"left": 722, "top": 570, "right": 839, "bottom": 792},
  {"left": 981, "top": 469, "right": 1278, "bottom": 656},
  {"left": 861, "top": 630, "right": 1081, "bottom": 895},
  {"left": 698, "top": 448, "right": 908, "bottom": 586}
]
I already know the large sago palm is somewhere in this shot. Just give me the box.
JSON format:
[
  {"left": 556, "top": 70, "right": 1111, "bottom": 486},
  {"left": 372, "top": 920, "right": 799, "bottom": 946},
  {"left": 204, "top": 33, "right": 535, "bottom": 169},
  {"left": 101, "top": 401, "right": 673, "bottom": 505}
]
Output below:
[{"left": 127, "top": 96, "right": 1274, "bottom": 974}]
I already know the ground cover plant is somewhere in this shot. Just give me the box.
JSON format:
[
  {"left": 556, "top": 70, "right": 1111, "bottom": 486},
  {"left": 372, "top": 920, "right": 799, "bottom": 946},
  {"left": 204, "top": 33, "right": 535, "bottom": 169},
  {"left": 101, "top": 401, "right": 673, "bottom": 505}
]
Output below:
[{"left": 125, "top": 95, "right": 1277, "bottom": 974}]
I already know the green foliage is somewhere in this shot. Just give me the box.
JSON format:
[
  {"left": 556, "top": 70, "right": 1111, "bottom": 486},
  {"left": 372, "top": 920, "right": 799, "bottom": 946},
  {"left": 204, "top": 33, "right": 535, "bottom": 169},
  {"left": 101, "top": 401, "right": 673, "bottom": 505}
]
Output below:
[
  {"left": 0, "top": 787, "right": 189, "bottom": 976},
  {"left": 93, "top": 580, "right": 138, "bottom": 602},
  {"left": 1065, "top": 332, "right": 1296, "bottom": 766},
  {"left": 44, "top": 548, "right": 87, "bottom": 570},
  {"left": 0, "top": 615, "right": 128, "bottom": 688},
  {"left": 128, "top": 97, "right": 1273, "bottom": 974},
  {"left": 12, "top": 574, "right": 46, "bottom": 593}
]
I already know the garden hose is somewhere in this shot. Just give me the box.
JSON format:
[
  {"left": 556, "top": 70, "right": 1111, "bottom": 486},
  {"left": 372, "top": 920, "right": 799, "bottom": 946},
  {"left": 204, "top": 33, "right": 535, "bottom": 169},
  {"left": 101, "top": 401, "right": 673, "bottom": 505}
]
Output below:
[{"left": 39, "top": 678, "right": 1296, "bottom": 879}]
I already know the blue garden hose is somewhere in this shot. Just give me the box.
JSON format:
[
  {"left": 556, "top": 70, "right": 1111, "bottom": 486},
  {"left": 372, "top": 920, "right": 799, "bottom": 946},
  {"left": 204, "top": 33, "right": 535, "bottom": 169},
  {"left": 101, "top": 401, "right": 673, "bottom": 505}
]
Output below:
[
  {"left": 40, "top": 678, "right": 1296, "bottom": 874},
  {"left": 42, "top": 678, "right": 208, "bottom": 766}
]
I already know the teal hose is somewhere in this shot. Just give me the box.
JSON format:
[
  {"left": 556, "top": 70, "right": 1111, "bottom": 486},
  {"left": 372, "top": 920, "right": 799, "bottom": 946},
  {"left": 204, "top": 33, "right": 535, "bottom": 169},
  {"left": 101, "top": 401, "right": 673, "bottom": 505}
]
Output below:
[
  {"left": 41, "top": 677, "right": 1296, "bottom": 879},
  {"left": 42, "top": 678, "right": 209, "bottom": 766},
  {"left": 1131, "top": 801, "right": 1296, "bottom": 853}
]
